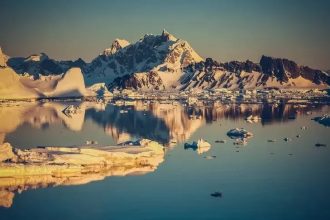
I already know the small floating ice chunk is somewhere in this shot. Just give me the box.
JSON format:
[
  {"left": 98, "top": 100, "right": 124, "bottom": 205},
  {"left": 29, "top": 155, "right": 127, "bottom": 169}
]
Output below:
[
  {"left": 283, "top": 137, "right": 292, "bottom": 142},
  {"left": 227, "top": 128, "right": 253, "bottom": 139},
  {"left": 197, "top": 139, "right": 211, "bottom": 148},
  {"left": 85, "top": 140, "right": 98, "bottom": 145},
  {"left": 184, "top": 139, "right": 211, "bottom": 154},
  {"left": 120, "top": 109, "right": 128, "bottom": 114}
]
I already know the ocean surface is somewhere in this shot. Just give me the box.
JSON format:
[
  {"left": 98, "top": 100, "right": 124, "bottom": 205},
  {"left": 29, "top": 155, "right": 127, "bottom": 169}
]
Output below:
[{"left": 0, "top": 100, "right": 329, "bottom": 220}]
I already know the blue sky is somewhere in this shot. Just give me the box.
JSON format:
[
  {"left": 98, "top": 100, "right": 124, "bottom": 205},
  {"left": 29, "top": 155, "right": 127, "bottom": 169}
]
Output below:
[{"left": 0, "top": 0, "right": 329, "bottom": 69}]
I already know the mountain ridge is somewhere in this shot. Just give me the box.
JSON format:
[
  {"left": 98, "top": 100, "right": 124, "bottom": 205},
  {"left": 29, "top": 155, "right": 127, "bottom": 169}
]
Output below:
[{"left": 1, "top": 30, "right": 329, "bottom": 99}]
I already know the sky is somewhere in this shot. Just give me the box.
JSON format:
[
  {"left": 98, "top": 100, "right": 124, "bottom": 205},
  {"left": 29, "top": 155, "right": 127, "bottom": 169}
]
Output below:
[{"left": 0, "top": 0, "right": 329, "bottom": 69}]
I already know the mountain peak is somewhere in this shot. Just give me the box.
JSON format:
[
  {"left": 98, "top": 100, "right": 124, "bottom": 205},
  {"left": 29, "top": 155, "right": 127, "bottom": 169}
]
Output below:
[
  {"left": 161, "top": 29, "right": 177, "bottom": 41},
  {"left": 102, "top": 39, "right": 130, "bottom": 56},
  {"left": 25, "top": 53, "right": 49, "bottom": 62}
]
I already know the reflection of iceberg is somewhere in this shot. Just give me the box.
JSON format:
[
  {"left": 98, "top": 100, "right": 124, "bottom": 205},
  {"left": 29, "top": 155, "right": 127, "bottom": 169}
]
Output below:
[
  {"left": 0, "top": 101, "right": 111, "bottom": 145},
  {"left": 0, "top": 139, "right": 164, "bottom": 208},
  {"left": 0, "top": 102, "right": 85, "bottom": 137},
  {"left": 44, "top": 102, "right": 86, "bottom": 131}
]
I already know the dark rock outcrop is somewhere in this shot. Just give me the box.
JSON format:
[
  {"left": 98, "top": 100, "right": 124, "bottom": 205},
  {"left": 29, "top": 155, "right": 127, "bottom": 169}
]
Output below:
[
  {"left": 260, "top": 55, "right": 299, "bottom": 82},
  {"left": 109, "top": 71, "right": 164, "bottom": 90},
  {"left": 260, "top": 55, "right": 329, "bottom": 85},
  {"left": 223, "top": 60, "right": 261, "bottom": 74}
]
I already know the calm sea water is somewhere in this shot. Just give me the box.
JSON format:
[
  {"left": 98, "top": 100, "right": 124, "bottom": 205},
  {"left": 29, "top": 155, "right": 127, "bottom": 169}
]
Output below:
[{"left": 0, "top": 101, "right": 329, "bottom": 220}]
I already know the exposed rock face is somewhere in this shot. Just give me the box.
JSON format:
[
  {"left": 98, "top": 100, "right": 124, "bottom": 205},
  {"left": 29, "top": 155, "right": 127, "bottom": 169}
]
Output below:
[
  {"left": 179, "top": 56, "right": 329, "bottom": 91},
  {"left": 112, "top": 54, "right": 329, "bottom": 91},
  {"left": 180, "top": 58, "right": 262, "bottom": 90},
  {"left": 223, "top": 60, "right": 261, "bottom": 74},
  {"left": 260, "top": 55, "right": 300, "bottom": 81},
  {"left": 102, "top": 39, "right": 130, "bottom": 56},
  {"left": 299, "top": 66, "right": 330, "bottom": 85},
  {"left": 0, "top": 139, "right": 165, "bottom": 207},
  {"left": 109, "top": 71, "right": 164, "bottom": 90},
  {"left": 260, "top": 55, "right": 330, "bottom": 85}
]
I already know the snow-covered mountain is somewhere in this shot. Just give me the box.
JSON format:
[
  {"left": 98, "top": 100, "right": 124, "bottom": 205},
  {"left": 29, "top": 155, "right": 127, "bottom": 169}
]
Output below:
[
  {"left": 0, "top": 29, "right": 329, "bottom": 100},
  {"left": 85, "top": 29, "right": 203, "bottom": 86}
]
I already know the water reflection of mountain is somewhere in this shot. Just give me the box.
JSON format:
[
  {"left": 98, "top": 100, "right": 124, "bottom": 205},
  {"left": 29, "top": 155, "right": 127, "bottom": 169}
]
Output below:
[
  {"left": 86, "top": 101, "right": 326, "bottom": 145},
  {"left": 86, "top": 106, "right": 170, "bottom": 145},
  {"left": 0, "top": 101, "right": 327, "bottom": 146},
  {"left": 189, "top": 102, "right": 315, "bottom": 125}
]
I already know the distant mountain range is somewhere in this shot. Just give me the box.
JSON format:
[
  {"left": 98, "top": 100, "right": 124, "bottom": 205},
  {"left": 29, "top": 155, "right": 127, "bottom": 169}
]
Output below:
[{"left": 0, "top": 30, "right": 329, "bottom": 98}]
